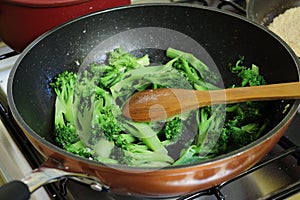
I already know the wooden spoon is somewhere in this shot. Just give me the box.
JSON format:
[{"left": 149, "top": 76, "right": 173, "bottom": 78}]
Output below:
[{"left": 122, "top": 82, "right": 300, "bottom": 122}]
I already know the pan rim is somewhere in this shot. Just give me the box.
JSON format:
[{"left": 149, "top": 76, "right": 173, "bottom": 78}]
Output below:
[{"left": 7, "top": 3, "right": 300, "bottom": 171}]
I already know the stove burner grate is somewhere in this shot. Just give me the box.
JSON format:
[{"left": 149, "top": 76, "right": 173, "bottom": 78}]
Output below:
[
  {"left": 178, "top": 137, "right": 300, "bottom": 200},
  {"left": 171, "top": 0, "right": 208, "bottom": 6},
  {"left": 218, "top": 0, "right": 246, "bottom": 14}
]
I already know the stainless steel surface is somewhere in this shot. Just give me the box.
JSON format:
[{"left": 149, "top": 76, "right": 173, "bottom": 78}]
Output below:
[{"left": 22, "top": 166, "right": 106, "bottom": 194}]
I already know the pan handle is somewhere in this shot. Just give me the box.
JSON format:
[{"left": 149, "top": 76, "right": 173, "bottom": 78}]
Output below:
[
  {"left": 0, "top": 165, "right": 108, "bottom": 200},
  {"left": 0, "top": 181, "right": 30, "bottom": 200},
  {"left": 218, "top": 0, "right": 246, "bottom": 14}
]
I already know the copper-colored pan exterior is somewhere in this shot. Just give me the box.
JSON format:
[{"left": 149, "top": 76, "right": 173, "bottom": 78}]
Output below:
[{"left": 19, "top": 117, "right": 293, "bottom": 196}]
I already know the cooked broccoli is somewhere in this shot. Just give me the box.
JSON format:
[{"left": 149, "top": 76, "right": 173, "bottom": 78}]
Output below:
[
  {"left": 123, "top": 147, "right": 174, "bottom": 167},
  {"left": 51, "top": 48, "right": 270, "bottom": 167},
  {"left": 50, "top": 71, "right": 76, "bottom": 127},
  {"left": 110, "top": 57, "right": 193, "bottom": 104},
  {"left": 161, "top": 117, "right": 183, "bottom": 142},
  {"left": 109, "top": 47, "right": 150, "bottom": 69},
  {"left": 172, "top": 56, "right": 269, "bottom": 166},
  {"left": 222, "top": 102, "right": 269, "bottom": 150},
  {"left": 230, "top": 56, "right": 267, "bottom": 87},
  {"left": 71, "top": 49, "right": 179, "bottom": 166},
  {"left": 99, "top": 48, "right": 150, "bottom": 89},
  {"left": 50, "top": 71, "right": 77, "bottom": 148},
  {"left": 54, "top": 121, "right": 77, "bottom": 148},
  {"left": 166, "top": 47, "right": 220, "bottom": 90},
  {"left": 50, "top": 71, "right": 94, "bottom": 158},
  {"left": 65, "top": 140, "right": 95, "bottom": 158},
  {"left": 92, "top": 87, "right": 122, "bottom": 139},
  {"left": 88, "top": 85, "right": 173, "bottom": 165}
]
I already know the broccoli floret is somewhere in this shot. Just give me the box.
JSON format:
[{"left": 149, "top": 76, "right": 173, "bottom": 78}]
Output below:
[
  {"left": 121, "top": 120, "right": 168, "bottom": 153},
  {"left": 196, "top": 106, "right": 226, "bottom": 146},
  {"left": 109, "top": 48, "right": 150, "bottom": 68},
  {"left": 98, "top": 48, "right": 150, "bottom": 89},
  {"left": 73, "top": 67, "right": 122, "bottom": 161},
  {"left": 166, "top": 47, "right": 220, "bottom": 90},
  {"left": 50, "top": 71, "right": 76, "bottom": 126},
  {"left": 50, "top": 71, "right": 95, "bottom": 158},
  {"left": 92, "top": 85, "right": 172, "bottom": 164},
  {"left": 172, "top": 145, "right": 208, "bottom": 165},
  {"left": 230, "top": 57, "right": 267, "bottom": 87},
  {"left": 110, "top": 58, "right": 193, "bottom": 104},
  {"left": 123, "top": 146, "right": 174, "bottom": 167},
  {"left": 65, "top": 140, "right": 94, "bottom": 158},
  {"left": 50, "top": 71, "right": 78, "bottom": 148},
  {"left": 161, "top": 117, "right": 183, "bottom": 141},
  {"left": 54, "top": 122, "right": 77, "bottom": 148},
  {"left": 222, "top": 102, "right": 269, "bottom": 151},
  {"left": 92, "top": 87, "right": 122, "bottom": 139},
  {"left": 113, "top": 133, "right": 136, "bottom": 149},
  {"left": 111, "top": 132, "right": 174, "bottom": 167},
  {"left": 156, "top": 115, "right": 194, "bottom": 147}
]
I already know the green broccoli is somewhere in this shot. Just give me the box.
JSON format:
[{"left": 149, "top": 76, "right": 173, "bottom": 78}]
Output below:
[
  {"left": 172, "top": 56, "right": 269, "bottom": 165},
  {"left": 51, "top": 48, "right": 270, "bottom": 167},
  {"left": 123, "top": 147, "right": 174, "bottom": 167},
  {"left": 50, "top": 71, "right": 94, "bottom": 158},
  {"left": 230, "top": 56, "right": 267, "bottom": 87},
  {"left": 50, "top": 71, "right": 76, "bottom": 127},
  {"left": 50, "top": 71, "right": 77, "bottom": 148},
  {"left": 166, "top": 47, "right": 220, "bottom": 90},
  {"left": 92, "top": 87, "right": 122, "bottom": 139},
  {"left": 72, "top": 49, "right": 178, "bottom": 166},
  {"left": 54, "top": 121, "right": 77, "bottom": 148},
  {"left": 110, "top": 57, "right": 193, "bottom": 104},
  {"left": 99, "top": 48, "right": 150, "bottom": 89},
  {"left": 161, "top": 117, "right": 183, "bottom": 142},
  {"left": 65, "top": 140, "right": 94, "bottom": 158}
]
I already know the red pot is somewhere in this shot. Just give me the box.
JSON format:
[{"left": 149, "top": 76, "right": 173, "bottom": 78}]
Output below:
[{"left": 0, "top": 0, "right": 130, "bottom": 52}]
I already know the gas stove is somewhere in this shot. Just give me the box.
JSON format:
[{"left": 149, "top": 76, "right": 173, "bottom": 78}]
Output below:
[{"left": 0, "top": 1, "right": 300, "bottom": 200}]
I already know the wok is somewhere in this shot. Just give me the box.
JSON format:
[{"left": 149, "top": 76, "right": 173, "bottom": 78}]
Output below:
[
  {"left": 246, "top": 0, "right": 300, "bottom": 26},
  {"left": 0, "top": 3, "right": 300, "bottom": 199}
]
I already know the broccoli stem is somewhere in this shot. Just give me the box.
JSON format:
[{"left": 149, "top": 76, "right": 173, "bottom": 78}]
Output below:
[
  {"left": 122, "top": 120, "right": 168, "bottom": 154},
  {"left": 172, "top": 145, "right": 205, "bottom": 165},
  {"left": 124, "top": 149, "right": 174, "bottom": 167},
  {"left": 166, "top": 47, "right": 209, "bottom": 71},
  {"left": 166, "top": 47, "right": 220, "bottom": 90},
  {"left": 93, "top": 138, "right": 115, "bottom": 158}
]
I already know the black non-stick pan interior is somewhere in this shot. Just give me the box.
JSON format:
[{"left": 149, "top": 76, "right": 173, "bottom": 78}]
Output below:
[{"left": 9, "top": 4, "right": 300, "bottom": 149}]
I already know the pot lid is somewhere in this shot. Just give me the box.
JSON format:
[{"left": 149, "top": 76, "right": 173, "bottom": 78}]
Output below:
[{"left": 3, "top": 0, "right": 91, "bottom": 7}]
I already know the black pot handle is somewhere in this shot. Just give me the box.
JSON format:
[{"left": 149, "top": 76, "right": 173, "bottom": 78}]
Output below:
[
  {"left": 218, "top": 0, "right": 246, "bottom": 14},
  {"left": 0, "top": 180, "right": 30, "bottom": 200}
]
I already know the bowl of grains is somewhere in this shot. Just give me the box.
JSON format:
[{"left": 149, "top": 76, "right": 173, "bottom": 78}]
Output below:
[{"left": 247, "top": 0, "right": 300, "bottom": 57}]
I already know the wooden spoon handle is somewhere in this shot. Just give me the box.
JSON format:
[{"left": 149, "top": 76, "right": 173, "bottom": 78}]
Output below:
[
  {"left": 204, "top": 82, "right": 300, "bottom": 105},
  {"left": 123, "top": 82, "right": 300, "bottom": 122}
]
